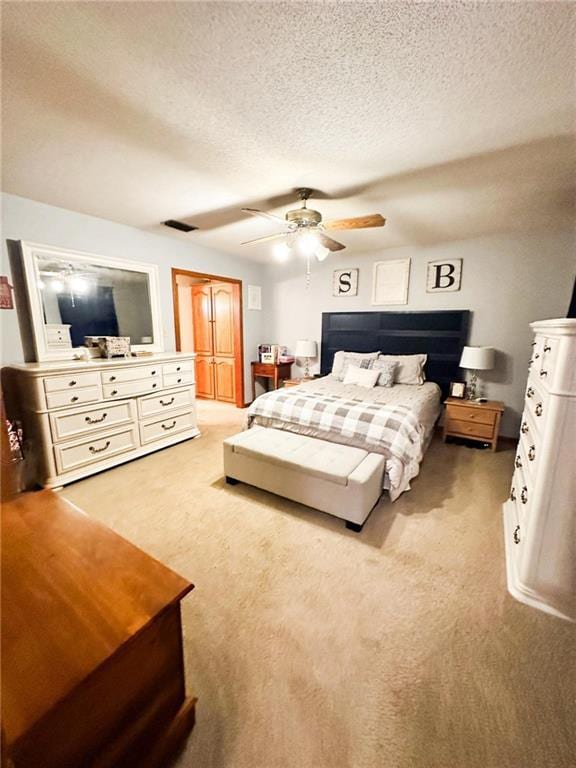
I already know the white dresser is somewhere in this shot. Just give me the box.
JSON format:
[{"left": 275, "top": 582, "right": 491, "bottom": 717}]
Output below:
[
  {"left": 3, "top": 352, "right": 200, "bottom": 488},
  {"left": 503, "top": 319, "right": 576, "bottom": 622}
]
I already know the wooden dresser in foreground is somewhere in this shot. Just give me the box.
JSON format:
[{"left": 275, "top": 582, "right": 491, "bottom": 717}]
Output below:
[
  {"left": 443, "top": 397, "right": 504, "bottom": 452},
  {"left": 1, "top": 491, "right": 196, "bottom": 768}
]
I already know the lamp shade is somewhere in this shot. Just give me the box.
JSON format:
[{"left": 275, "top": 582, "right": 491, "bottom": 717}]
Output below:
[
  {"left": 459, "top": 346, "right": 495, "bottom": 371},
  {"left": 294, "top": 339, "right": 317, "bottom": 358}
]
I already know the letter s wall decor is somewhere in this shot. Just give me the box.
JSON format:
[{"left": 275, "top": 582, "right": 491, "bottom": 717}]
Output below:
[
  {"left": 333, "top": 268, "right": 359, "bottom": 297},
  {"left": 426, "top": 259, "right": 462, "bottom": 293}
]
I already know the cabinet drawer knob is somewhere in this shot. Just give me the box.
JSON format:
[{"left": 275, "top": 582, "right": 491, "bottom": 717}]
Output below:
[
  {"left": 110, "top": 389, "right": 118, "bottom": 396},
  {"left": 176, "top": 366, "right": 181, "bottom": 371},
  {"left": 534, "top": 353, "right": 540, "bottom": 359},
  {"left": 152, "top": 383, "right": 157, "bottom": 388},
  {"left": 89, "top": 440, "right": 111, "bottom": 454},
  {"left": 160, "top": 397, "right": 175, "bottom": 407},
  {"left": 526, "top": 387, "right": 534, "bottom": 398},
  {"left": 151, "top": 370, "right": 157, "bottom": 375},
  {"left": 539, "top": 370, "right": 547, "bottom": 378},
  {"left": 109, "top": 375, "right": 116, "bottom": 382},
  {"left": 521, "top": 486, "right": 528, "bottom": 504},
  {"left": 513, "top": 525, "right": 521, "bottom": 544},
  {"left": 521, "top": 421, "right": 529, "bottom": 434},
  {"left": 161, "top": 420, "right": 177, "bottom": 431},
  {"left": 71, "top": 395, "right": 79, "bottom": 403},
  {"left": 85, "top": 413, "right": 107, "bottom": 424},
  {"left": 515, "top": 455, "right": 522, "bottom": 469},
  {"left": 535, "top": 403, "right": 543, "bottom": 417},
  {"left": 543, "top": 344, "right": 551, "bottom": 353},
  {"left": 69, "top": 380, "right": 77, "bottom": 387},
  {"left": 528, "top": 445, "right": 535, "bottom": 461},
  {"left": 510, "top": 486, "right": 516, "bottom": 502}
]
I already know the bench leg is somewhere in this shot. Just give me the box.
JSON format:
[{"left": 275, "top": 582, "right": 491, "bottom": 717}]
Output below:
[
  {"left": 225, "top": 476, "right": 240, "bottom": 485},
  {"left": 345, "top": 520, "right": 364, "bottom": 533}
]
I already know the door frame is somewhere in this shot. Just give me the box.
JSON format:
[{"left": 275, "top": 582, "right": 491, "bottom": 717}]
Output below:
[{"left": 171, "top": 268, "right": 245, "bottom": 408}]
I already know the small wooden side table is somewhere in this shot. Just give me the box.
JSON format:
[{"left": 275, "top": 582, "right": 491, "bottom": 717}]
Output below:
[
  {"left": 283, "top": 378, "right": 314, "bottom": 388},
  {"left": 251, "top": 361, "right": 292, "bottom": 401},
  {"left": 443, "top": 397, "right": 505, "bottom": 452}
]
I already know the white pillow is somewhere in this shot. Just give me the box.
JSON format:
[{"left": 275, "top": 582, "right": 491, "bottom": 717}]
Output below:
[
  {"left": 371, "top": 359, "right": 397, "bottom": 387},
  {"left": 342, "top": 366, "right": 380, "bottom": 388},
  {"left": 331, "top": 351, "right": 380, "bottom": 380},
  {"left": 378, "top": 354, "right": 427, "bottom": 385}
]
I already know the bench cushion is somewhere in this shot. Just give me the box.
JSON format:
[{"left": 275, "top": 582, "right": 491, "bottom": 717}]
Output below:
[{"left": 226, "top": 427, "right": 369, "bottom": 486}]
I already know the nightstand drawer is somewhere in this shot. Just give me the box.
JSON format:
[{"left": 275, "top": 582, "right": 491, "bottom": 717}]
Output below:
[
  {"left": 445, "top": 404, "right": 496, "bottom": 425},
  {"left": 445, "top": 418, "right": 494, "bottom": 439}
]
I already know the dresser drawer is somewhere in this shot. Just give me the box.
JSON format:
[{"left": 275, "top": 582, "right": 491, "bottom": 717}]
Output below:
[
  {"left": 138, "top": 387, "right": 194, "bottom": 419},
  {"left": 44, "top": 372, "right": 101, "bottom": 393},
  {"left": 445, "top": 418, "right": 494, "bottom": 439},
  {"left": 101, "top": 365, "right": 160, "bottom": 385},
  {"left": 46, "top": 386, "right": 101, "bottom": 410},
  {"left": 49, "top": 400, "right": 134, "bottom": 443},
  {"left": 54, "top": 427, "right": 138, "bottom": 473},
  {"left": 163, "top": 371, "right": 194, "bottom": 389},
  {"left": 162, "top": 361, "right": 194, "bottom": 377},
  {"left": 445, "top": 404, "right": 496, "bottom": 425},
  {"left": 139, "top": 410, "right": 195, "bottom": 445},
  {"left": 103, "top": 378, "right": 161, "bottom": 399}
]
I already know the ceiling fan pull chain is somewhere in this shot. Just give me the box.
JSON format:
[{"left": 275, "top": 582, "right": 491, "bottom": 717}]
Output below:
[{"left": 306, "top": 255, "right": 311, "bottom": 289}]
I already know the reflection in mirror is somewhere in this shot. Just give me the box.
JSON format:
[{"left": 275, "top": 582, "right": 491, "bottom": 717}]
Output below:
[{"left": 36, "top": 255, "right": 154, "bottom": 349}]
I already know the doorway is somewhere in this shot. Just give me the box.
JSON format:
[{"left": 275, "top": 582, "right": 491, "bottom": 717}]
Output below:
[{"left": 172, "top": 269, "right": 245, "bottom": 408}]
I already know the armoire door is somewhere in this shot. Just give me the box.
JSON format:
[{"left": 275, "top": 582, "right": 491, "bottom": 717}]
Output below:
[
  {"left": 213, "top": 358, "right": 236, "bottom": 403},
  {"left": 211, "top": 283, "right": 235, "bottom": 357},
  {"left": 191, "top": 284, "right": 214, "bottom": 356},
  {"left": 195, "top": 355, "right": 215, "bottom": 399}
]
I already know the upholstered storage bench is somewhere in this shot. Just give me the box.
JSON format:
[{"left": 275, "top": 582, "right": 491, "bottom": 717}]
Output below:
[{"left": 223, "top": 427, "right": 385, "bottom": 530}]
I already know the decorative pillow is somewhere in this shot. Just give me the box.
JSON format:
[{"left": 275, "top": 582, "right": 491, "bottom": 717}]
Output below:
[
  {"left": 378, "top": 354, "right": 427, "bottom": 385},
  {"left": 371, "top": 359, "right": 398, "bottom": 387},
  {"left": 342, "top": 366, "right": 380, "bottom": 388},
  {"left": 331, "top": 351, "right": 380, "bottom": 380}
]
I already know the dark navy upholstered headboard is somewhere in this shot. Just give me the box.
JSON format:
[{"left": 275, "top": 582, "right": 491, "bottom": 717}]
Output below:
[{"left": 320, "top": 310, "right": 470, "bottom": 399}]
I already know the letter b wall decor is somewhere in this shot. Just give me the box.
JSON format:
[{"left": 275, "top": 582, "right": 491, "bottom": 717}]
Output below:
[{"left": 426, "top": 259, "right": 462, "bottom": 293}]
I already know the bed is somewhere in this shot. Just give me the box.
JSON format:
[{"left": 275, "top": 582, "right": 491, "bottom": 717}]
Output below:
[{"left": 247, "top": 310, "right": 470, "bottom": 500}]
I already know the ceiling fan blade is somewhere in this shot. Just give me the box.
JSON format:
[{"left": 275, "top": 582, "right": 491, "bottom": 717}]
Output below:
[
  {"left": 241, "top": 208, "right": 286, "bottom": 224},
  {"left": 322, "top": 214, "right": 386, "bottom": 230},
  {"left": 317, "top": 233, "right": 346, "bottom": 252},
  {"left": 241, "top": 232, "right": 288, "bottom": 246}
]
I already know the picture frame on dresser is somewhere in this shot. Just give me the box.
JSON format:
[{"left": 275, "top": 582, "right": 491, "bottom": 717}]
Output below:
[{"left": 9, "top": 241, "right": 163, "bottom": 362}]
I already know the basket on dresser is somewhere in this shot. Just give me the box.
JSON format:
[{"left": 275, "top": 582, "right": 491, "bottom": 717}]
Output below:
[{"left": 503, "top": 319, "right": 576, "bottom": 622}]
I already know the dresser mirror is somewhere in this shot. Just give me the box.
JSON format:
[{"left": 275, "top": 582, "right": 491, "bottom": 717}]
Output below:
[{"left": 16, "top": 241, "right": 163, "bottom": 361}]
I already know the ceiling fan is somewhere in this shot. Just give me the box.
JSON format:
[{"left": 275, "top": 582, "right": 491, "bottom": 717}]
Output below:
[{"left": 241, "top": 188, "right": 386, "bottom": 262}]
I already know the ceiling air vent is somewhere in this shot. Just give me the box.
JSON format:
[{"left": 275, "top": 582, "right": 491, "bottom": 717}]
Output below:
[{"left": 163, "top": 219, "right": 198, "bottom": 233}]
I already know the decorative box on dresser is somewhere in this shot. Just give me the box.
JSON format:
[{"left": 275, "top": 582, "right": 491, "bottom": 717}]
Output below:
[
  {"left": 2, "top": 352, "right": 200, "bottom": 489},
  {"left": 503, "top": 319, "right": 576, "bottom": 622}
]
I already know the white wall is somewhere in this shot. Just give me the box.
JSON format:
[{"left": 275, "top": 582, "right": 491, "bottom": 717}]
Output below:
[
  {"left": 264, "top": 231, "right": 575, "bottom": 436},
  {"left": 1, "top": 193, "right": 267, "bottom": 402}
]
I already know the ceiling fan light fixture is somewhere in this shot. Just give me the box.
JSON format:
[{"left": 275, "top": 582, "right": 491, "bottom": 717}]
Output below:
[
  {"left": 273, "top": 241, "right": 292, "bottom": 262},
  {"left": 298, "top": 231, "right": 320, "bottom": 257},
  {"left": 314, "top": 244, "right": 330, "bottom": 262}
]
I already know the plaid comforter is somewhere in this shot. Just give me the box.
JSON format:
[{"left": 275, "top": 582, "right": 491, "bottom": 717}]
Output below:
[{"left": 247, "top": 388, "right": 425, "bottom": 498}]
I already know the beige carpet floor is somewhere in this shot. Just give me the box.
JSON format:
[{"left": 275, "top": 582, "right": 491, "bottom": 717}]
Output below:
[{"left": 62, "top": 401, "right": 576, "bottom": 768}]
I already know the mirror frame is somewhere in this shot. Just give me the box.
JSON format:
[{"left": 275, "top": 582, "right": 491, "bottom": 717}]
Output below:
[{"left": 19, "top": 241, "right": 164, "bottom": 361}]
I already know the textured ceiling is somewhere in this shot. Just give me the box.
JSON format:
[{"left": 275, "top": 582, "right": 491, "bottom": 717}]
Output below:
[{"left": 2, "top": 1, "right": 575, "bottom": 262}]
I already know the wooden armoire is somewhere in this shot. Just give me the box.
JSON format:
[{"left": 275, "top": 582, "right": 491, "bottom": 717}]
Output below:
[{"left": 192, "top": 282, "right": 238, "bottom": 403}]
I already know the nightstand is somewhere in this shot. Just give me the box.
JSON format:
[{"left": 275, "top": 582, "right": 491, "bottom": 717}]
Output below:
[
  {"left": 443, "top": 397, "right": 504, "bottom": 452},
  {"left": 283, "top": 378, "right": 314, "bottom": 388},
  {"left": 251, "top": 361, "right": 292, "bottom": 401}
]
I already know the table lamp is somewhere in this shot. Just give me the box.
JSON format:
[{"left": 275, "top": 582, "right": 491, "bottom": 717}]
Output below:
[
  {"left": 294, "top": 339, "right": 317, "bottom": 379},
  {"left": 459, "top": 346, "right": 495, "bottom": 401}
]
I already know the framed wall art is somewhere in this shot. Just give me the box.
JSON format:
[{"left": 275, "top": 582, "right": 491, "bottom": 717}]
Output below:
[
  {"left": 372, "top": 258, "right": 411, "bottom": 306},
  {"left": 333, "top": 268, "right": 359, "bottom": 297},
  {"left": 247, "top": 284, "right": 262, "bottom": 310},
  {"left": 427, "top": 259, "right": 462, "bottom": 293}
]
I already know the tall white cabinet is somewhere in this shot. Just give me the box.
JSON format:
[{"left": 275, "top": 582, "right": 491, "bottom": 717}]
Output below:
[
  {"left": 503, "top": 318, "right": 576, "bottom": 622},
  {"left": 4, "top": 353, "right": 199, "bottom": 488}
]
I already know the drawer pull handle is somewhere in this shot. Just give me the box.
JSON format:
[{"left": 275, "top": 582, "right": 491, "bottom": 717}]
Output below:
[
  {"left": 543, "top": 344, "right": 551, "bottom": 353},
  {"left": 521, "top": 486, "right": 528, "bottom": 504},
  {"left": 510, "top": 486, "right": 516, "bottom": 502},
  {"left": 85, "top": 413, "right": 107, "bottom": 424},
  {"left": 528, "top": 445, "right": 535, "bottom": 461},
  {"left": 69, "top": 380, "right": 77, "bottom": 387},
  {"left": 513, "top": 525, "right": 521, "bottom": 544},
  {"left": 535, "top": 403, "right": 543, "bottom": 417},
  {"left": 539, "top": 370, "right": 547, "bottom": 378},
  {"left": 109, "top": 375, "right": 116, "bottom": 382},
  {"left": 71, "top": 396, "right": 79, "bottom": 403},
  {"left": 534, "top": 353, "right": 540, "bottom": 359},
  {"left": 177, "top": 377, "right": 182, "bottom": 383},
  {"left": 515, "top": 455, "right": 522, "bottom": 469},
  {"left": 89, "top": 440, "right": 111, "bottom": 454},
  {"left": 161, "top": 420, "right": 177, "bottom": 431},
  {"left": 521, "top": 421, "right": 528, "bottom": 434},
  {"left": 531, "top": 341, "right": 537, "bottom": 347},
  {"left": 526, "top": 387, "right": 534, "bottom": 398},
  {"left": 160, "top": 397, "right": 175, "bottom": 406},
  {"left": 111, "top": 389, "right": 118, "bottom": 396},
  {"left": 176, "top": 366, "right": 181, "bottom": 371},
  {"left": 152, "top": 370, "right": 157, "bottom": 375},
  {"left": 152, "top": 383, "right": 158, "bottom": 388}
]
